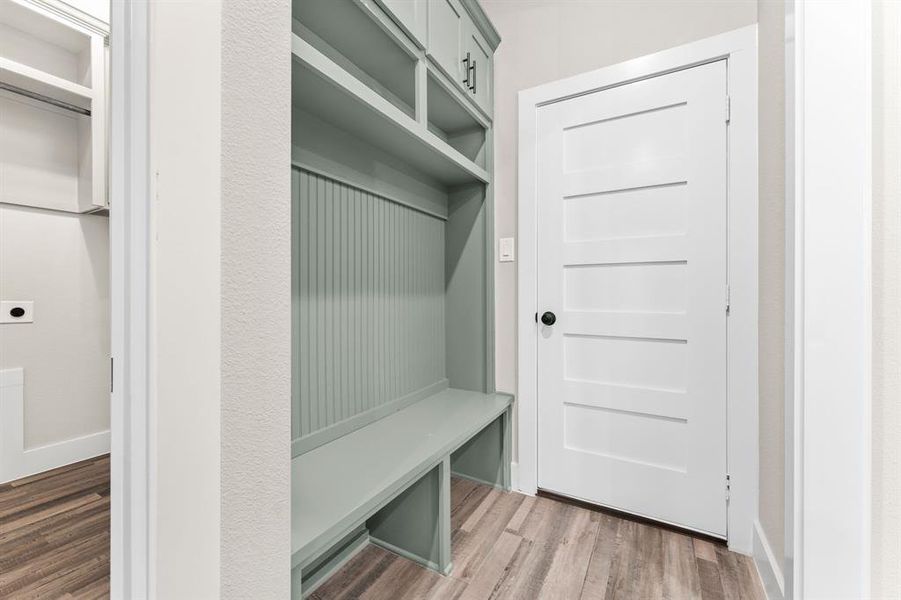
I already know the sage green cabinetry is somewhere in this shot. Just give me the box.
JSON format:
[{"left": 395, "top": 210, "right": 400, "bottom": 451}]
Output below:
[
  {"left": 426, "top": 0, "right": 493, "bottom": 116},
  {"left": 378, "top": 0, "right": 428, "bottom": 48},
  {"left": 426, "top": 0, "right": 466, "bottom": 87},
  {"left": 462, "top": 17, "right": 492, "bottom": 114},
  {"left": 291, "top": 1, "right": 503, "bottom": 596}
]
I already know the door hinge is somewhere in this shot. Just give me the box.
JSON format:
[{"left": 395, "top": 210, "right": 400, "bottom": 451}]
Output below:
[
  {"left": 725, "top": 95, "right": 731, "bottom": 124},
  {"left": 110, "top": 357, "right": 114, "bottom": 394},
  {"left": 725, "top": 284, "right": 731, "bottom": 315},
  {"left": 726, "top": 474, "right": 731, "bottom": 502}
]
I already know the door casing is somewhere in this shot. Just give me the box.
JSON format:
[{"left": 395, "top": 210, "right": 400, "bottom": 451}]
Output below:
[{"left": 516, "top": 25, "right": 759, "bottom": 554}]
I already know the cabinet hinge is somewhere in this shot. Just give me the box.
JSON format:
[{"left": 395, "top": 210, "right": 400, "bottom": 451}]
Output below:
[
  {"left": 725, "top": 95, "right": 731, "bottom": 124},
  {"left": 726, "top": 474, "right": 731, "bottom": 502},
  {"left": 725, "top": 284, "right": 731, "bottom": 315}
]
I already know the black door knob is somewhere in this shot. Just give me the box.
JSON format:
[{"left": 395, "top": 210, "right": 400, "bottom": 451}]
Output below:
[{"left": 540, "top": 311, "right": 556, "bottom": 326}]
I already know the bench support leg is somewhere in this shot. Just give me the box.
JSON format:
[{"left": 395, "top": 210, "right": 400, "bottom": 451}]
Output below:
[
  {"left": 437, "top": 456, "right": 452, "bottom": 572},
  {"left": 367, "top": 458, "right": 453, "bottom": 575},
  {"left": 451, "top": 409, "right": 513, "bottom": 491},
  {"left": 502, "top": 406, "right": 512, "bottom": 491}
]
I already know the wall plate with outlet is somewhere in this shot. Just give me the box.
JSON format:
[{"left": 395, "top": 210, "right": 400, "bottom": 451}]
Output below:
[
  {"left": 499, "top": 237, "right": 515, "bottom": 262},
  {"left": 1, "top": 301, "right": 34, "bottom": 324}
]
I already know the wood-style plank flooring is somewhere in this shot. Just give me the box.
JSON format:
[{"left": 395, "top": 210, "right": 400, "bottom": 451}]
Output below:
[
  {"left": 311, "top": 478, "right": 765, "bottom": 600},
  {"left": 0, "top": 459, "right": 763, "bottom": 600},
  {"left": 0, "top": 455, "right": 110, "bottom": 599}
]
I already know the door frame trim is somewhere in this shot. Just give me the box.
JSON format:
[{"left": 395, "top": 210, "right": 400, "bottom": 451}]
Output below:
[
  {"left": 785, "top": 1, "right": 873, "bottom": 596},
  {"left": 516, "top": 25, "right": 759, "bottom": 554},
  {"left": 110, "top": 1, "right": 152, "bottom": 596}
]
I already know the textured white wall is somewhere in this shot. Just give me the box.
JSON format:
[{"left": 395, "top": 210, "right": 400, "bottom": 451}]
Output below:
[
  {"left": 149, "top": 1, "right": 291, "bottom": 596},
  {"left": 220, "top": 0, "right": 291, "bottom": 597},
  {"left": 0, "top": 206, "right": 109, "bottom": 449},
  {"left": 872, "top": 1, "right": 901, "bottom": 596},
  {"left": 149, "top": 0, "right": 291, "bottom": 597},
  {"left": 756, "top": 0, "right": 785, "bottom": 573}
]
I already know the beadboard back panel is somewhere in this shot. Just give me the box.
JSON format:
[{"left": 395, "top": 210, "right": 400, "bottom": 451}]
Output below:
[{"left": 292, "top": 167, "right": 447, "bottom": 455}]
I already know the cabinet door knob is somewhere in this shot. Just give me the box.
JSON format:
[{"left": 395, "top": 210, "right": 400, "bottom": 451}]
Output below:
[
  {"left": 540, "top": 311, "right": 556, "bottom": 326},
  {"left": 469, "top": 60, "right": 476, "bottom": 93}
]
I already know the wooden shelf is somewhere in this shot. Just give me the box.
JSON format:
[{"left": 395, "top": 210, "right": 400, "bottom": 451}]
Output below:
[
  {"left": 427, "top": 70, "right": 488, "bottom": 167},
  {"left": 292, "top": 33, "right": 489, "bottom": 187},
  {"left": 0, "top": 57, "right": 93, "bottom": 110},
  {"left": 0, "top": 0, "right": 106, "bottom": 213}
]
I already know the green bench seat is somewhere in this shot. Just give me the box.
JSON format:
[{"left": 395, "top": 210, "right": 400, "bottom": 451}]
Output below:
[{"left": 291, "top": 388, "right": 513, "bottom": 598}]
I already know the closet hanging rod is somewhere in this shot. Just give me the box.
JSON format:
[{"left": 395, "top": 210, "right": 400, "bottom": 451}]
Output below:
[
  {"left": 0, "top": 201, "right": 108, "bottom": 217},
  {"left": 0, "top": 81, "right": 91, "bottom": 116}
]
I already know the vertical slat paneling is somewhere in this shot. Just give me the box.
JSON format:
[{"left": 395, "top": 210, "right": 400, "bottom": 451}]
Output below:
[
  {"left": 291, "top": 169, "right": 302, "bottom": 439},
  {"left": 291, "top": 167, "right": 446, "bottom": 447}
]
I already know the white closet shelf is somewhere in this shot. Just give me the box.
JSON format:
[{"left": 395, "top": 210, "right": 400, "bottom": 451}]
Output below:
[
  {"left": 291, "top": 33, "right": 489, "bottom": 186},
  {"left": 0, "top": 57, "right": 92, "bottom": 110}
]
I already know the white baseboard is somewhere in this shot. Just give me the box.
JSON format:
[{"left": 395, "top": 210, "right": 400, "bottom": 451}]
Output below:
[
  {"left": 0, "top": 368, "right": 110, "bottom": 484},
  {"left": 511, "top": 460, "right": 521, "bottom": 493},
  {"left": 752, "top": 520, "right": 785, "bottom": 600}
]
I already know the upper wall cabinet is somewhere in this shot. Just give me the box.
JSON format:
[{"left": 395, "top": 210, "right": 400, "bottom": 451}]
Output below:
[
  {"left": 377, "top": 0, "right": 427, "bottom": 48},
  {"left": 462, "top": 17, "right": 491, "bottom": 115},
  {"left": 426, "top": 0, "right": 465, "bottom": 85},
  {"left": 426, "top": 0, "right": 494, "bottom": 116},
  {"left": 0, "top": 0, "right": 108, "bottom": 214}
]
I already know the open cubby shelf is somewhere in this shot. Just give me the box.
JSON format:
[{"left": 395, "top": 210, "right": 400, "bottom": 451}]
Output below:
[
  {"left": 292, "top": 33, "right": 488, "bottom": 186},
  {"left": 0, "top": 0, "right": 94, "bottom": 88},
  {"left": 0, "top": 56, "right": 92, "bottom": 109},
  {"left": 426, "top": 70, "right": 487, "bottom": 167},
  {"left": 291, "top": 1, "right": 416, "bottom": 119}
]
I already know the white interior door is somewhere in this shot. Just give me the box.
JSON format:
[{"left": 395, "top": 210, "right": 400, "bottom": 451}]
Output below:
[{"left": 536, "top": 60, "right": 728, "bottom": 537}]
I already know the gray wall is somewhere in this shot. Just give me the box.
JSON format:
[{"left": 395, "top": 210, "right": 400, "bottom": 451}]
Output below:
[
  {"left": 0, "top": 206, "right": 109, "bottom": 448},
  {"left": 757, "top": 0, "right": 786, "bottom": 573},
  {"left": 872, "top": 1, "right": 901, "bottom": 596},
  {"left": 0, "top": 0, "right": 110, "bottom": 459}
]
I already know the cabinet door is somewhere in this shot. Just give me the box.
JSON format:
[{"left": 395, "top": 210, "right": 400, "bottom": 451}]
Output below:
[
  {"left": 463, "top": 21, "right": 492, "bottom": 116},
  {"left": 379, "top": 0, "right": 427, "bottom": 48},
  {"left": 427, "top": 0, "right": 466, "bottom": 89}
]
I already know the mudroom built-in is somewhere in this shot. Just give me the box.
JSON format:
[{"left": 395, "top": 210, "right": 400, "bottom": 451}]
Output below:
[{"left": 289, "top": 0, "right": 513, "bottom": 596}]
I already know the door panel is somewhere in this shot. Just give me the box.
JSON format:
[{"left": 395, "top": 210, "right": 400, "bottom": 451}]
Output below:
[
  {"left": 537, "top": 61, "right": 728, "bottom": 536},
  {"left": 463, "top": 19, "right": 492, "bottom": 115},
  {"left": 564, "top": 183, "right": 688, "bottom": 242},
  {"left": 379, "top": 0, "right": 427, "bottom": 47},
  {"left": 426, "top": 0, "right": 465, "bottom": 86}
]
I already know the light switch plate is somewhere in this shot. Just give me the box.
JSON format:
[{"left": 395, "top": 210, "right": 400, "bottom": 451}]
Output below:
[
  {"left": 499, "top": 237, "right": 515, "bottom": 262},
  {"left": 1, "top": 301, "right": 34, "bottom": 324}
]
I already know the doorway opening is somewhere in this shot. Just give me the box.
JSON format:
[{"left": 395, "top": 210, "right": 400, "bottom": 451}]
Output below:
[
  {"left": 517, "top": 26, "right": 759, "bottom": 554},
  {"left": 0, "top": 0, "right": 111, "bottom": 595}
]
